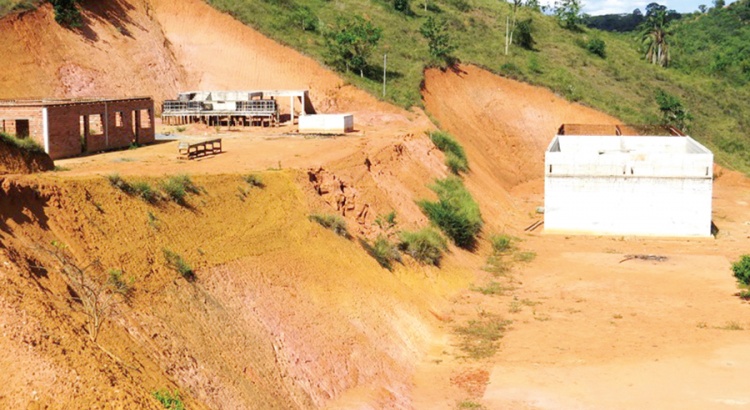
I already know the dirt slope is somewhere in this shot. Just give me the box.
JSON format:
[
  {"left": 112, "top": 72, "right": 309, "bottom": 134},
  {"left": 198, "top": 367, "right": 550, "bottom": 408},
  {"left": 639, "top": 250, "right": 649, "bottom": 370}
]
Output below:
[
  {"left": 0, "top": 170, "right": 475, "bottom": 408},
  {"left": 0, "top": 138, "right": 54, "bottom": 173},
  {"left": 0, "top": 0, "right": 184, "bottom": 101}
]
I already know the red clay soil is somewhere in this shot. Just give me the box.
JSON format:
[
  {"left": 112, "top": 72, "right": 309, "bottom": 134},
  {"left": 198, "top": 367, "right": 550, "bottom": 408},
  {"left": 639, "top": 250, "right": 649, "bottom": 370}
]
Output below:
[
  {"left": 0, "top": 1, "right": 184, "bottom": 101},
  {"left": 1, "top": 1, "right": 750, "bottom": 409},
  {"left": 0, "top": 138, "right": 54, "bottom": 174}
]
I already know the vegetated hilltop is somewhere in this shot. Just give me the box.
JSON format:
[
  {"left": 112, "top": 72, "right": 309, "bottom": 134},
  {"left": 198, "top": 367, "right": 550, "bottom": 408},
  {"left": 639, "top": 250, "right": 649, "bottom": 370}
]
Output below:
[{"left": 204, "top": 0, "right": 750, "bottom": 173}]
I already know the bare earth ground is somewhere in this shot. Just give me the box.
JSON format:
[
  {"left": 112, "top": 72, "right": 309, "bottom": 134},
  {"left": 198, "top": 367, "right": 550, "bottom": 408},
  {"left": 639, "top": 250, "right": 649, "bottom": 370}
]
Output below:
[{"left": 1, "top": 1, "right": 750, "bottom": 408}]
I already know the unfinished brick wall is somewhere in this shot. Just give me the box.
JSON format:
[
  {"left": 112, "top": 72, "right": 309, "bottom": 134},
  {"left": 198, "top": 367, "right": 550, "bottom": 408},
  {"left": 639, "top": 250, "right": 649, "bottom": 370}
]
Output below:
[
  {"left": 1, "top": 98, "right": 155, "bottom": 159},
  {"left": 46, "top": 99, "right": 155, "bottom": 159},
  {"left": 0, "top": 107, "right": 45, "bottom": 143}
]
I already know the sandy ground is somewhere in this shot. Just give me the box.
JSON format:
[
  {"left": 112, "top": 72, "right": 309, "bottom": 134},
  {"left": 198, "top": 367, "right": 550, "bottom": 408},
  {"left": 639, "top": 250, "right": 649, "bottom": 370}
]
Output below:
[{"left": 1, "top": 0, "right": 750, "bottom": 408}]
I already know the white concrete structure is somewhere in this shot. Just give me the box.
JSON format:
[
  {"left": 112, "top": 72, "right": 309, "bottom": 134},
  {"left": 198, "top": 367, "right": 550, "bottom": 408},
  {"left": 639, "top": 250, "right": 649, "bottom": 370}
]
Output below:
[
  {"left": 298, "top": 114, "right": 354, "bottom": 134},
  {"left": 544, "top": 133, "right": 713, "bottom": 237}
]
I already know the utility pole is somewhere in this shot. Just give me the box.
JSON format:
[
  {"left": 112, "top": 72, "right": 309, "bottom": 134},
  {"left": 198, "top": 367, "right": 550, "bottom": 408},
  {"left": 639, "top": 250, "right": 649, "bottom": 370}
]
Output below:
[{"left": 383, "top": 54, "right": 387, "bottom": 97}]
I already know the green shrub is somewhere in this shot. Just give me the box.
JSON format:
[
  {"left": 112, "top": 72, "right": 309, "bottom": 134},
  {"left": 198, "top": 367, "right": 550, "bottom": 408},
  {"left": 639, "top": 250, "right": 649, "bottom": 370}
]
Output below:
[
  {"left": 309, "top": 213, "right": 349, "bottom": 238},
  {"left": 393, "top": 0, "right": 410, "bottom": 14},
  {"left": 738, "top": 290, "right": 750, "bottom": 300},
  {"left": 160, "top": 174, "right": 200, "bottom": 205},
  {"left": 586, "top": 38, "right": 606, "bottom": 58},
  {"left": 516, "top": 18, "right": 536, "bottom": 50},
  {"left": 243, "top": 173, "right": 265, "bottom": 188},
  {"left": 361, "top": 235, "right": 401, "bottom": 270},
  {"left": 153, "top": 389, "right": 185, "bottom": 410},
  {"left": 429, "top": 131, "right": 468, "bottom": 174},
  {"left": 374, "top": 211, "right": 397, "bottom": 231},
  {"left": 0, "top": 132, "right": 44, "bottom": 153},
  {"left": 732, "top": 254, "right": 750, "bottom": 285},
  {"left": 107, "top": 269, "right": 134, "bottom": 300},
  {"left": 445, "top": 0, "right": 471, "bottom": 12},
  {"left": 106, "top": 173, "right": 133, "bottom": 194},
  {"left": 50, "top": 0, "right": 81, "bottom": 28},
  {"left": 289, "top": 5, "right": 318, "bottom": 31},
  {"left": 490, "top": 234, "right": 514, "bottom": 254},
  {"left": 163, "top": 249, "right": 194, "bottom": 281},
  {"left": 655, "top": 89, "right": 692, "bottom": 132},
  {"left": 132, "top": 181, "right": 158, "bottom": 203},
  {"left": 398, "top": 228, "right": 447, "bottom": 265},
  {"left": 418, "top": 177, "right": 482, "bottom": 249},
  {"left": 513, "top": 251, "right": 537, "bottom": 262}
]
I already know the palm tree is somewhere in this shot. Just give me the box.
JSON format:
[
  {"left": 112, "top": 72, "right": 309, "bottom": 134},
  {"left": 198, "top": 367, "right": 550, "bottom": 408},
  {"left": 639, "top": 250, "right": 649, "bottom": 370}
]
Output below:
[{"left": 641, "top": 7, "right": 671, "bottom": 67}]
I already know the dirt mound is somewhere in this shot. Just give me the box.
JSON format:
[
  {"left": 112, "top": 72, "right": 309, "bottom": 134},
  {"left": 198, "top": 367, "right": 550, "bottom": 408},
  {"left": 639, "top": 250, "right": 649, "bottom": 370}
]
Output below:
[{"left": 0, "top": 138, "right": 54, "bottom": 174}]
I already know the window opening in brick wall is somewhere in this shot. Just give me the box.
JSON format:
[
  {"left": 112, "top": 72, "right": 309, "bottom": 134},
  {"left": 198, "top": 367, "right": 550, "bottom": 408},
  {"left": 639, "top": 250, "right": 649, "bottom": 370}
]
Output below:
[
  {"left": 140, "top": 109, "right": 152, "bottom": 129},
  {"left": 115, "top": 111, "right": 123, "bottom": 127},
  {"left": 89, "top": 114, "right": 104, "bottom": 136},
  {"left": 15, "top": 119, "right": 29, "bottom": 138}
]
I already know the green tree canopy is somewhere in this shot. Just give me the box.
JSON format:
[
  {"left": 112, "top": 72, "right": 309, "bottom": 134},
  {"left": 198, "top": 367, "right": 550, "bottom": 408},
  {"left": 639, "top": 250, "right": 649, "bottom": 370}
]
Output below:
[
  {"left": 420, "top": 16, "right": 458, "bottom": 66},
  {"left": 641, "top": 4, "right": 673, "bottom": 67},
  {"left": 325, "top": 16, "right": 383, "bottom": 77},
  {"left": 554, "top": 0, "right": 583, "bottom": 31}
]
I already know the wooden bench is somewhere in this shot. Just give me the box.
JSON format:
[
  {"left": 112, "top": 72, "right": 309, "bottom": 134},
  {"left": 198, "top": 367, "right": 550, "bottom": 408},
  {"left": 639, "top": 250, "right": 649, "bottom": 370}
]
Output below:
[{"left": 178, "top": 138, "right": 222, "bottom": 160}]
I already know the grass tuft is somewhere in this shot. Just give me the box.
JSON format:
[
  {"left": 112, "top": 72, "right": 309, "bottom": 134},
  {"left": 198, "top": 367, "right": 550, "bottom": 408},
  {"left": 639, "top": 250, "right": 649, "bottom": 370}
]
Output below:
[
  {"left": 361, "top": 235, "right": 401, "bottom": 270},
  {"left": 0, "top": 131, "right": 44, "bottom": 153},
  {"left": 243, "top": 173, "right": 265, "bottom": 188},
  {"left": 490, "top": 234, "right": 515, "bottom": 254},
  {"left": 160, "top": 174, "right": 200, "bottom": 205},
  {"left": 162, "top": 249, "right": 194, "bottom": 281},
  {"left": 472, "top": 281, "right": 514, "bottom": 296},
  {"left": 430, "top": 130, "right": 469, "bottom": 174},
  {"left": 309, "top": 213, "right": 349, "bottom": 238},
  {"left": 398, "top": 227, "right": 447, "bottom": 266},
  {"left": 152, "top": 389, "right": 185, "bottom": 410},
  {"left": 455, "top": 312, "right": 511, "bottom": 359},
  {"left": 132, "top": 181, "right": 158, "bottom": 203},
  {"left": 418, "top": 177, "right": 482, "bottom": 249}
]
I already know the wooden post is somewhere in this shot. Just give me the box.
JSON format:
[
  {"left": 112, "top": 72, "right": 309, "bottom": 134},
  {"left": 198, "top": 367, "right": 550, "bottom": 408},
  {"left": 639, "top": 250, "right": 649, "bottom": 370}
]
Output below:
[{"left": 383, "top": 54, "right": 387, "bottom": 97}]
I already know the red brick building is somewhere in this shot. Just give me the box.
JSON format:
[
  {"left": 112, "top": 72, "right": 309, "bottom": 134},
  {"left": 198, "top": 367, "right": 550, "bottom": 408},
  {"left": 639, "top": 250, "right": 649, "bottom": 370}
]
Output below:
[{"left": 0, "top": 97, "right": 155, "bottom": 159}]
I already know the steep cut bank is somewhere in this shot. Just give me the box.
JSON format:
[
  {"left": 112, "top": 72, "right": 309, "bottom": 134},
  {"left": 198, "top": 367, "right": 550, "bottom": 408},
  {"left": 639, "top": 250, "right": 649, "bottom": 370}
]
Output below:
[
  {"left": 0, "top": 136, "right": 54, "bottom": 173},
  {"left": 0, "top": 0, "right": 184, "bottom": 101}
]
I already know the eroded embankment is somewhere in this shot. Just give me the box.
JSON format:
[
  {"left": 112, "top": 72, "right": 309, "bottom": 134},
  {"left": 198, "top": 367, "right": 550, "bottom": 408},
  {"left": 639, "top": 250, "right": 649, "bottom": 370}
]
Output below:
[{"left": 0, "top": 170, "right": 469, "bottom": 408}]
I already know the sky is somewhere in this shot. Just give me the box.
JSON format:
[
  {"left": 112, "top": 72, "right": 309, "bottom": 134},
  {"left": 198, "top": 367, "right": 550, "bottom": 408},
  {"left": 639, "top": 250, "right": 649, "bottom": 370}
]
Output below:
[{"left": 538, "top": 0, "right": 738, "bottom": 15}]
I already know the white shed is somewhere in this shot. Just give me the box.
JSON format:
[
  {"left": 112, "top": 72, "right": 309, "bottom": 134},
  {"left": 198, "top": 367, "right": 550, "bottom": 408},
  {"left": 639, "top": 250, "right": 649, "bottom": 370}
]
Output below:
[{"left": 544, "top": 127, "right": 713, "bottom": 237}]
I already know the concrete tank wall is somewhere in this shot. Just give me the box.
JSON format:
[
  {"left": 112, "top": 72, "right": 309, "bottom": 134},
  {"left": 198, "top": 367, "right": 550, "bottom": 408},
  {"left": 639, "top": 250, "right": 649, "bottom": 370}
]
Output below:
[
  {"left": 298, "top": 114, "right": 353, "bottom": 134},
  {"left": 544, "top": 135, "right": 714, "bottom": 237},
  {"left": 545, "top": 175, "right": 713, "bottom": 236}
]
